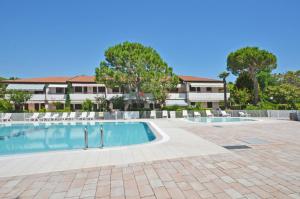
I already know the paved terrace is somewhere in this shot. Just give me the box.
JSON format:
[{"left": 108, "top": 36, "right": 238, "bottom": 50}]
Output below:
[{"left": 0, "top": 119, "right": 299, "bottom": 198}]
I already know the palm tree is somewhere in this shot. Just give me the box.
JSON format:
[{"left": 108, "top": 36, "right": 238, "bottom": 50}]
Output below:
[{"left": 218, "top": 71, "right": 230, "bottom": 109}]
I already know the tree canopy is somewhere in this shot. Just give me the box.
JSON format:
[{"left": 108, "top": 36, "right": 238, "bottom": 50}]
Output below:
[
  {"left": 95, "top": 42, "right": 178, "bottom": 108},
  {"left": 227, "top": 47, "right": 277, "bottom": 104},
  {"left": 0, "top": 77, "right": 7, "bottom": 98},
  {"left": 8, "top": 90, "right": 32, "bottom": 111}
]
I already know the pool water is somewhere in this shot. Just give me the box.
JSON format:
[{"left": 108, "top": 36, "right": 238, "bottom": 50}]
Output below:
[
  {"left": 187, "top": 117, "right": 255, "bottom": 123},
  {"left": 0, "top": 122, "right": 156, "bottom": 155}
]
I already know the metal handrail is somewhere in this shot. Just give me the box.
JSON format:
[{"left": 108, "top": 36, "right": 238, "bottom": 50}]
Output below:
[
  {"left": 84, "top": 127, "right": 88, "bottom": 149},
  {"left": 100, "top": 125, "right": 104, "bottom": 148}
]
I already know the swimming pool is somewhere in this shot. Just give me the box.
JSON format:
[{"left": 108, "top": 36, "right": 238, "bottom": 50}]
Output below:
[
  {"left": 187, "top": 117, "right": 256, "bottom": 123},
  {"left": 0, "top": 122, "right": 156, "bottom": 155}
]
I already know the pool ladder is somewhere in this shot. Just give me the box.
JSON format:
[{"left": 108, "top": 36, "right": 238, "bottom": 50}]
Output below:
[{"left": 84, "top": 125, "right": 104, "bottom": 150}]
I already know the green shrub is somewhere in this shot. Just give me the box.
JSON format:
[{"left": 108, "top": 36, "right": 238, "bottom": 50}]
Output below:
[
  {"left": 82, "top": 99, "right": 93, "bottom": 111},
  {"left": 110, "top": 96, "right": 124, "bottom": 111},
  {"left": 38, "top": 108, "right": 46, "bottom": 113},
  {"left": 258, "top": 101, "right": 277, "bottom": 109},
  {"left": 245, "top": 104, "right": 260, "bottom": 110},
  {"left": 0, "top": 99, "right": 13, "bottom": 112},
  {"left": 162, "top": 105, "right": 186, "bottom": 111},
  {"left": 53, "top": 102, "right": 64, "bottom": 110}
]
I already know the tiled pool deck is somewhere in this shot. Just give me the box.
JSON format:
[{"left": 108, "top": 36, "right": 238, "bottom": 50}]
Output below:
[{"left": 0, "top": 119, "right": 299, "bottom": 198}]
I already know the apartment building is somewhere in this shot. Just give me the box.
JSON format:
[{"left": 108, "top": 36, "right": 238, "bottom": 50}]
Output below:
[{"left": 2, "top": 75, "right": 229, "bottom": 111}]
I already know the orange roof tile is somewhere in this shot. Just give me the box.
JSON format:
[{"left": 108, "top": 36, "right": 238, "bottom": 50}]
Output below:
[
  {"left": 68, "top": 76, "right": 96, "bottom": 83},
  {"left": 178, "top": 75, "right": 221, "bottom": 82},
  {"left": 2, "top": 76, "right": 71, "bottom": 83},
  {"left": 1, "top": 75, "right": 222, "bottom": 84}
]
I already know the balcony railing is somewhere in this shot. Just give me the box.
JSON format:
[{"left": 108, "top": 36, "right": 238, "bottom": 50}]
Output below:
[
  {"left": 46, "top": 94, "right": 66, "bottom": 101},
  {"left": 168, "top": 93, "right": 187, "bottom": 100},
  {"left": 187, "top": 92, "right": 230, "bottom": 101},
  {"left": 70, "top": 93, "right": 106, "bottom": 101}
]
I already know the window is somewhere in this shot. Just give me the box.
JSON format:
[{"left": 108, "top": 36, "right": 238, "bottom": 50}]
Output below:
[
  {"left": 24, "top": 104, "right": 29, "bottom": 111},
  {"left": 190, "top": 86, "right": 196, "bottom": 92},
  {"left": 206, "top": 87, "right": 212, "bottom": 92},
  {"left": 74, "top": 104, "right": 82, "bottom": 110},
  {"left": 74, "top": 87, "right": 82, "bottom": 93},
  {"left": 207, "top": 102, "right": 213, "bottom": 108},
  {"left": 112, "top": 87, "right": 120, "bottom": 93},
  {"left": 150, "top": 103, "right": 154, "bottom": 109},
  {"left": 34, "top": 103, "right": 40, "bottom": 111},
  {"left": 98, "top": 87, "right": 105, "bottom": 93},
  {"left": 93, "top": 104, "right": 98, "bottom": 111},
  {"left": 93, "top": 87, "right": 97, "bottom": 93},
  {"left": 197, "top": 87, "right": 201, "bottom": 92},
  {"left": 56, "top": 88, "right": 64, "bottom": 94},
  {"left": 83, "top": 87, "right": 88, "bottom": 93}
]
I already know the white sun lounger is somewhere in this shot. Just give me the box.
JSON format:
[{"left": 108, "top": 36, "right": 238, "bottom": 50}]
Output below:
[
  {"left": 61, "top": 112, "right": 69, "bottom": 120},
  {"left": 87, "top": 112, "right": 95, "bottom": 120},
  {"left": 150, "top": 110, "right": 156, "bottom": 119},
  {"left": 182, "top": 110, "right": 188, "bottom": 118},
  {"left": 1, "top": 113, "right": 12, "bottom": 122},
  {"left": 50, "top": 113, "right": 59, "bottom": 121},
  {"left": 239, "top": 112, "right": 250, "bottom": 117},
  {"left": 169, "top": 111, "right": 176, "bottom": 118},
  {"left": 221, "top": 111, "right": 231, "bottom": 117},
  {"left": 26, "top": 113, "right": 39, "bottom": 121},
  {"left": 79, "top": 112, "right": 88, "bottom": 120},
  {"left": 40, "top": 112, "right": 52, "bottom": 121},
  {"left": 67, "top": 112, "right": 76, "bottom": 120},
  {"left": 206, "top": 110, "right": 214, "bottom": 117},
  {"left": 162, "top": 110, "right": 168, "bottom": 118},
  {"left": 194, "top": 111, "right": 201, "bottom": 117}
]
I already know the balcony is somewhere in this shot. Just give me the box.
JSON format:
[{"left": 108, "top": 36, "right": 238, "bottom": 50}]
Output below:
[
  {"left": 5, "top": 94, "right": 46, "bottom": 102},
  {"left": 70, "top": 93, "right": 106, "bottom": 102},
  {"left": 106, "top": 93, "right": 124, "bottom": 100},
  {"left": 187, "top": 92, "right": 230, "bottom": 101},
  {"left": 46, "top": 94, "right": 66, "bottom": 101},
  {"left": 167, "top": 93, "right": 187, "bottom": 100}
]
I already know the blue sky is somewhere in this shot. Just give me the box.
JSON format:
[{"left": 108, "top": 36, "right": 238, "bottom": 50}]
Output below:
[{"left": 0, "top": 0, "right": 299, "bottom": 81}]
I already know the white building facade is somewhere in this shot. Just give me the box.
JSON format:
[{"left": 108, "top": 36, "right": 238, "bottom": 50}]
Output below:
[{"left": 3, "top": 75, "right": 229, "bottom": 111}]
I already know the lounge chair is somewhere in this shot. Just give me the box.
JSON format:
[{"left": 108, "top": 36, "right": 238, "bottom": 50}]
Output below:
[
  {"left": 1, "top": 113, "right": 12, "bottom": 122},
  {"left": 162, "top": 110, "right": 168, "bottom": 118},
  {"left": 206, "top": 110, "right": 214, "bottom": 117},
  {"left": 79, "top": 112, "right": 88, "bottom": 120},
  {"left": 182, "top": 110, "right": 188, "bottom": 118},
  {"left": 194, "top": 111, "right": 201, "bottom": 117},
  {"left": 239, "top": 112, "right": 250, "bottom": 117},
  {"left": 50, "top": 113, "right": 59, "bottom": 121},
  {"left": 169, "top": 111, "right": 176, "bottom": 118},
  {"left": 87, "top": 112, "right": 95, "bottom": 120},
  {"left": 221, "top": 110, "right": 231, "bottom": 117},
  {"left": 61, "top": 112, "right": 69, "bottom": 120},
  {"left": 150, "top": 110, "right": 156, "bottom": 119},
  {"left": 67, "top": 112, "right": 76, "bottom": 120},
  {"left": 26, "top": 113, "right": 39, "bottom": 121},
  {"left": 40, "top": 112, "right": 52, "bottom": 121}
]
